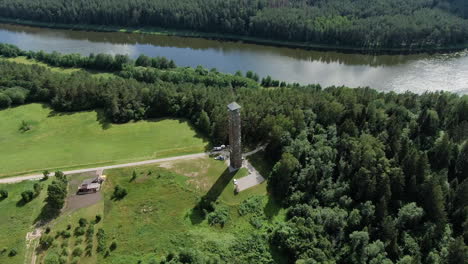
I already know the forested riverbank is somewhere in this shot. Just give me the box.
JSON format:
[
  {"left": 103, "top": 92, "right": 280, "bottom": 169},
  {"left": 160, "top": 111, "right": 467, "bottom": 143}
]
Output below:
[
  {"left": 0, "top": 0, "right": 467, "bottom": 52},
  {"left": 0, "top": 44, "right": 467, "bottom": 263}
]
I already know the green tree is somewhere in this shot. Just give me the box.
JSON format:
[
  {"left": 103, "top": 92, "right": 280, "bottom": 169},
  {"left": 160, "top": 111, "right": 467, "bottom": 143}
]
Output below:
[{"left": 269, "top": 152, "right": 299, "bottom": 199}]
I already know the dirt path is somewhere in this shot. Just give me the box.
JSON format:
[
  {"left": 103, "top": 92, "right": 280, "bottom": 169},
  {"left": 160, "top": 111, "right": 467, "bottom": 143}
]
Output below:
[{"left": 0, "top": 153, "right": 207, "bottom": 184}]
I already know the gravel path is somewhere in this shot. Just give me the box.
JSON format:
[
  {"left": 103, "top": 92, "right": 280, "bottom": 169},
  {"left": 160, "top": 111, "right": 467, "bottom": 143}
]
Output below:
[{"left": 0, "top": 153, "right": 207, "bottom": 184}]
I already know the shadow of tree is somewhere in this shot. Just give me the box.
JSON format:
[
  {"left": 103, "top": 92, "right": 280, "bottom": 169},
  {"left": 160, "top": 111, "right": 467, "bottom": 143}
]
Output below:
[
  {"left": 34, "top": 205, "right": 60, "bottom": 225},
  {"left": 15, "top": 198, "right": 28, "bottom": 207},
  {"left": 96, "top": 109, "right": 112, "bottom": 130},
  {"left": 189, "top": 167, "right": 233, "bottom": 224},
  {"left": 264, "top": 195, "right": 281, "bottom": 220}
]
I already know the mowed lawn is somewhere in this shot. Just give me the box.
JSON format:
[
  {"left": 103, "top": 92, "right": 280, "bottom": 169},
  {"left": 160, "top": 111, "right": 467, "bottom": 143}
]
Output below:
[{"left": 0, "top": 104, "right": 207, "bottom": 177}]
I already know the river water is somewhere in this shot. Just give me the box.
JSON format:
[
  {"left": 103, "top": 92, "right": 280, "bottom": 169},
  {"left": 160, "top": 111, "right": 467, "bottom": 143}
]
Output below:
[{"left": 0, "top": 23, "right": 467, "bottom": 94}]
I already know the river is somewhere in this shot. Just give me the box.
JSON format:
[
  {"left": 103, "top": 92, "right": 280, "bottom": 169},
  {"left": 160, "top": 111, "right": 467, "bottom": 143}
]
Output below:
[{"left": 1, "top": 23, "right": 467, "bottom": 94}]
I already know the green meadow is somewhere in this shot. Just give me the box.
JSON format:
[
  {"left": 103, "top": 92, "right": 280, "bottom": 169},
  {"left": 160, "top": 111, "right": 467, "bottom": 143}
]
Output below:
[
  {"left": 0, "top": 103, "right": 207, "bottom": 177},
  {"left": 0, "top": 178, "right": 51, "bottom": 264},
  {"left": 0, "top": 157, "right": 282, "bottom": 264}
]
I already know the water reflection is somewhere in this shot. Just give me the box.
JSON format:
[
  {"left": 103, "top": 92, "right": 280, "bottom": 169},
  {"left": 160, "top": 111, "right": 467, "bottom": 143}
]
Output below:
[{"left": 0, "top": 23, "right": 467, "bottom": 94}]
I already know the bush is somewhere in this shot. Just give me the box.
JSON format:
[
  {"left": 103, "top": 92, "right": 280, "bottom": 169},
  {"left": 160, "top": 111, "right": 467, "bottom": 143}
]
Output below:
[
  {"left": 207, "top": 205, "right": 230, "bottom": 227},
  {"left": 86, "top": 225, "right": 95, "bottom": 241},
  {"left": 61, "top": 231, "right": 71, "bottom": 238},
  {"left": 67, "top": 224, "right": 71, "bottom": 230},
  {"left": 42, "top": 170, "right": 50, "bottom": 181},
  {"left": 33, "top": 183, "right": 42, "bottom": 197},
  {"left": 112, "top": 185, "right": 127, "bottom": 200},
  {"left": 0, "top": 92, "right": 11, "bottom": 108},
  {"left": 45, "top": 227, "right": 51, "bottom": 234},
  {"left": 21, "top": 190, "right": 34, "bottom": 203},
  {"left": 72, "top": 247, "right": 83, "bottom": 257},
  {"left": 95, "top": 214, "right": 102, "bottom": 223},
  {"left": 238, "top": 196, "right": 264, "bottom": 216},
  {"left": 78, "top": 218, "right": 88, "bottom": 227},
  {"left": 9, "top": 248, "right": 17, "bottom": 257},
  {"left": 19, "top": 120, "right": 31, "bottom": 132},
  {"left": 74, "top": 227, "right": 85, "bottom": 237},
  {"left": 4, "top": 87, "right": 28, "bottom": 105},
  {"left": 96, "top": 228, "right": 106, "bottom": 253},
  {"left": 0, "top": 189, "right": 8, "bottom": 199},
  {"left": 109, "top": 241, "right": 117, "bottom": 251},
  {"left": 39, "top": 235, "right": 54, "bottom": 250}
]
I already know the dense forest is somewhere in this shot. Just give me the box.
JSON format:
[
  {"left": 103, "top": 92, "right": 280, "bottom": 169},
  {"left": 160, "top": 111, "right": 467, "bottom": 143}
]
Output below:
[
  {"left": 0, "top": 0, "right": 468, "bottom": 50},
  {"left": 0, "top": 44, "right": 467, "bottom": 263}
]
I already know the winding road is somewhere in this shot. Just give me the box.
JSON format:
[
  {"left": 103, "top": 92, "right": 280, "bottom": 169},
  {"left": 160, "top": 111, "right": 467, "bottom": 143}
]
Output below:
[{"left": 0, "top": 152, "right": 207, "bottom": 184}]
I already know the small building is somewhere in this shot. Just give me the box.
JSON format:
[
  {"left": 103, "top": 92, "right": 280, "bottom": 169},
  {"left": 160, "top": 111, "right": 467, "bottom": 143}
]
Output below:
[{"left": 77, "top": 176, "right": 105, "bottom": 194}]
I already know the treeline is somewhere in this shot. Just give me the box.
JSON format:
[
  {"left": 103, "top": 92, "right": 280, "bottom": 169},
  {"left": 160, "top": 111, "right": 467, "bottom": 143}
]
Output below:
[
  {"left": 0, "top": 0, "right": 467, "bottom": 50},
  {"left": 0, "top": 47, "right": 467, "bottom": 263}
]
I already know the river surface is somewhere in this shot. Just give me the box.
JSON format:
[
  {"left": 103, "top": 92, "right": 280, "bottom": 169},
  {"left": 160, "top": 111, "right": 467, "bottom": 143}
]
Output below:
[{"left": 0, "top": 23, "right": 467, "bottom": 94}]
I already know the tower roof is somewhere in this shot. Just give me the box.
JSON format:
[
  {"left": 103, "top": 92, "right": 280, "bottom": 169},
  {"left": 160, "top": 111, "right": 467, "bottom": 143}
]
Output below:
[{"left": 227, "top": 102, "right": 241, "bottom": 111}]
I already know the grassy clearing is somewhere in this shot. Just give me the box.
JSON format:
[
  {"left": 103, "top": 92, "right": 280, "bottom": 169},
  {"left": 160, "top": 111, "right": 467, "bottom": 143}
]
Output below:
[
  {"left": 0, "top": 103, "right": 207, "bottom": 177},
  {"left": 99, "top": 157, "right": 283, "bottom": 263},
  {"left": 0, "top": 156, "right": 282, "bottom": 263},
  {"left": 2, "top": 56, "right": 115, "bottom": 78},
  {"left": 36, "top": 200, "right": 104, "bottom": 264},
  {"left": 0, "top": 178, "right": 51, "bottom": 264}
]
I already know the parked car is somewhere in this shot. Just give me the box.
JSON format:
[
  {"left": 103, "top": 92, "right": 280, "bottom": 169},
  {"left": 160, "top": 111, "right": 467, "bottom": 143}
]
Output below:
[
  {"left": 214, "top": 155, "right": 225, "bottom": 160},
  {"left": 212, "top": 145, "right": 226, "bottom": 151}
]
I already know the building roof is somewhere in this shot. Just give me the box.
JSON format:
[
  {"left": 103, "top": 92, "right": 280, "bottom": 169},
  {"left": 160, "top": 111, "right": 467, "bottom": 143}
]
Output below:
[{"left": 227, "top": 102, "right": 241, "bottom": 111}]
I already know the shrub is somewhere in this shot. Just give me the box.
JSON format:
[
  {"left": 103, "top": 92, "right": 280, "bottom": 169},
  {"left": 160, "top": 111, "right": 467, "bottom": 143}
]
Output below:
[
  {"left": 4, "top": 87, "right": 28, "bottom": 105},
  {"left": 42, "top": 170, "right": 50, "bottom": 181},
  {"left": 74, "top": 227, "right": 85, "bottom": 237},
  {"left": 9, "top": 248, "right": 17, "bottom": 257},
  {"left": 21, "top": 190, "right": 34, "bottom": 203},
  {"left": 207, "top": 205, "right": 230, "bottom": 227},
  {"left": 19, "top": 120, "right": 31, "bottom": 132},
  {"left": 45, "top": 227, "right": 51, "bottom": 234},
  {"left": 78, "top": 218, "right": 88, "bottom": 227},
  {"left": 75, "top": 238, "right": 83, "bottom": 245},
  {"left": 86, "top": 225, "right": 95, "bottom": 241},
  {"left": 112, "top": 185, "right": 127, "bottom": 200},
  {"left": 33, "top": 183, "right": 42, "bottom": 197},
  {"left": 39, "top": 235, "right": 54, "bottom": 250},
  {"left": 0, "top": 189, "right": 8, "bottom": 199},
  {"left": 238, "top": 196, "right": 264, "bottom": 216},
  {"left": 61, "top": 231, "right": 71, "bottom": 238},
  {"left": 130, "top": 170, "right": 137, "bottom": 182},
  {"left": 59, "top": 256, "right": 67, "bottom": 264},
  {"left": 61, "top": 241, "right": 68, "bottom": 248},
  {"left": 95, "top": 214, "right": 102, "bottom": 223},
  {"left": 96, "top": 228, "right": 106, "bottom": 253},
  {"left": 109, "top": 241, "right": 117, "bottom": 251},
  {"left": 249, "top": 216, "right": 264, "bottom": 229},
  {"left": 72, "top": 247, "right": 83, "bottom": 257},
  {"left": 0, "top": 92, "right": 11, "bottom": 108},
  {"left": 67, "top": 224, "right": 71, "bottom": 230}
]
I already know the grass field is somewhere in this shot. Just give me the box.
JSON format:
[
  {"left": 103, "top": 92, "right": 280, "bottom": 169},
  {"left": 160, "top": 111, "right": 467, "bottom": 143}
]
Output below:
[
  {"left": 0, "top": 156, "right": 283, "bottom": 263},
  {"left": 0, "top": 178, "right": 51, "bottom": 264},
  {"left": 0, "top": 103, "right": 207, "bottom": 177},
  {"left": 98, "top": 157, "right": 284, "bottom": 263}
]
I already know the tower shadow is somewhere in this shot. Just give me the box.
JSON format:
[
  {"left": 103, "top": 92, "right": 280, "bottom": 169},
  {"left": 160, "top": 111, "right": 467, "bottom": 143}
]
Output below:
[{"left": 189, "top": 167, "right": 234, "bottom": 224}]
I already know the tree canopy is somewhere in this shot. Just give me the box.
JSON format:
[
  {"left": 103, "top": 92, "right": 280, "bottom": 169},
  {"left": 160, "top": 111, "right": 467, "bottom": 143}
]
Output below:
[{"left": 0, "top": 0, "right": 467, "bottom": 50}]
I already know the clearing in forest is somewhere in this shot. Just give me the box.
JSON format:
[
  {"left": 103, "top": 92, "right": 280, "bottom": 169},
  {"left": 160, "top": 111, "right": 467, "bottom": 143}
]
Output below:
[{"left": 0, "top": 103, "right": 207, "bottom": 177}]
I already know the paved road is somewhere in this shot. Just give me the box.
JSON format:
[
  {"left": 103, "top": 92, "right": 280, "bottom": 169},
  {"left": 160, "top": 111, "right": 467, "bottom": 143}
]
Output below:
[{"left": 0, "top": 153, "right": 207, "bottom": 184}]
